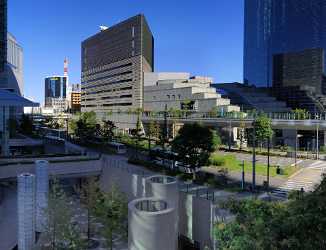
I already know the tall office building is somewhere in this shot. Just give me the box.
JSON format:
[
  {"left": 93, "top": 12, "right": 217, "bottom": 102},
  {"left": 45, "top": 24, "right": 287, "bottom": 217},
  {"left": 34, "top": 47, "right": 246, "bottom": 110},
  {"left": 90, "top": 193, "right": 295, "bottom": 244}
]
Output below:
[
  {"left": 0, "top": 0, "right": 7, "bottom": 87},
  {"left": 0, "top": 0, "right": 23, "bottom": 96},
  {"left": 244, "top": 0, "right": 326, "bottom": 87},
  {"left": 7, "top": 33, "right": 23, "bottom": 95},
  {"left": 44, "top": 76, "right": 67, "bottom": 112},
  {"left": 0, "top": 0, "right": 6, "bottom": 73},
  {"left": 81, "top": 14, "right": 154, "bottom": 115}
]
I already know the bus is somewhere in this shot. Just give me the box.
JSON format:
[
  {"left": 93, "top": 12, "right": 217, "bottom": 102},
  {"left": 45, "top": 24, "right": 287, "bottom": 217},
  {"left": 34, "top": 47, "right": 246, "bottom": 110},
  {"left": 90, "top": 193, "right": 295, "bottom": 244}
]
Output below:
[{"left": 108, "top": 142, "right": 127, "bottom": 154}]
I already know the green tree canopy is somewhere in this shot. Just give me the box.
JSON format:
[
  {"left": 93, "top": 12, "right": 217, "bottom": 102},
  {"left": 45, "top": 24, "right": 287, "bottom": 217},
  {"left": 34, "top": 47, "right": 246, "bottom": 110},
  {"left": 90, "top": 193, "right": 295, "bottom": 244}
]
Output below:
[
  {"left": 172, "top": 123, "right": 220, "bottom": 169},
  {"left": 215, "top": 175, "right": 326, "bottom": 249},
  {"left": 101, "top": 120, "right": 116, "bottom": 142},
  {"left": 253, "top": 114, "right": 273, "bottom": 143},
  {"left": 70, "top": 112, "right": 97, "bottom": 142}
]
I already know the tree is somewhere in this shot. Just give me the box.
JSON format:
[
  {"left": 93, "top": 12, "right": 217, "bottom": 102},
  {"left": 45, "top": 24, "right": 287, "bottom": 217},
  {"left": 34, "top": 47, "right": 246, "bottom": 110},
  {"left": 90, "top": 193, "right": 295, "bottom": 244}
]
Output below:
[
  {"left": 43, "top": 180, "right": 85, "bottom": 250},
  {"left": 172, "top": 123, "right": 220, "bottom": 177},
  {"left": 80, "top": 177, "right": 102, "bottom": 242},
  {"left": 253, "top": 114, "right": 273, "bottom": 149},
  {"left": 130, "top": 113, "right": 143, "bottom": 158},
  {"left": 292, "top": 108, "right": 308, "bottom": 120},
  {"left": 253, "top": 114, "right": 273, "bottom": 189},
  {"left": 96, "top": 184, "right": 128, "bottom": 250},
  {"left": 147, "top": 120, "right": 160, "bottom": 150},
  {"left": 101, "top": 120, "right": 116, "bottom": 142},
  {"left": 74, "top": 112, "right": 97, "bottom": 142},
  {"left": 215, "top": 174, "right": 326, "bottom": 250}
]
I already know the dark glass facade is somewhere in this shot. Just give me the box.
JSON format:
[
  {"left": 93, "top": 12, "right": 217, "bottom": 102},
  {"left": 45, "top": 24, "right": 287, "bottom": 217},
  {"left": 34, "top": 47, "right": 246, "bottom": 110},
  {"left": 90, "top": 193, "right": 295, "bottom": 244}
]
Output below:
[
  {"left": 244, "top": 0, "right": 326, "bottom": 87},
  {"left": 0, "top": 0, "right": 7, "bottom": 74},
  {"left": 44, "top": 76, "right": 67, "bottom": 106}
]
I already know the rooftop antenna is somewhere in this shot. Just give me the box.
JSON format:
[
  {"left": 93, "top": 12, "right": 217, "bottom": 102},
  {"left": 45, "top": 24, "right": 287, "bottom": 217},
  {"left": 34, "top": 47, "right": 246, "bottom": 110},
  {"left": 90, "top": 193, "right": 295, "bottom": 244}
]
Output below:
[{"left": 100, "top": 25, "right": 109, "bottom": 31}]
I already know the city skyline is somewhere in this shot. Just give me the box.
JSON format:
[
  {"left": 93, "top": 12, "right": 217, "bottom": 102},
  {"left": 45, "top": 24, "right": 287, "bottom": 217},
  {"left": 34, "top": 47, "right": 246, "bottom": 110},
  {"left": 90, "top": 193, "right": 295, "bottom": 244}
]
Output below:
[{"left": 8, "top": 0, "right": 244, "bottom": 103}]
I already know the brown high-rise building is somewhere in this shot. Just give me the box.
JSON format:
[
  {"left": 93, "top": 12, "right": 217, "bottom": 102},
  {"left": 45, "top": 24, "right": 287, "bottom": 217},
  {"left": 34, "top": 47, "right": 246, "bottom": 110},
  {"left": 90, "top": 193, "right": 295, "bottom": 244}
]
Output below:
[{"left": 81, "top": 14, "right": 154, "bottom": 116}]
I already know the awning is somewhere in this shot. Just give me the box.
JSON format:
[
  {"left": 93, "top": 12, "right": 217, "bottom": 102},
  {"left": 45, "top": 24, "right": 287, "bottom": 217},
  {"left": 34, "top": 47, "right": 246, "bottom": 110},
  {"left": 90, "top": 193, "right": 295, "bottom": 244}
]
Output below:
[{"left": 0, "top": 89, "right": 39, "bottom": 107}]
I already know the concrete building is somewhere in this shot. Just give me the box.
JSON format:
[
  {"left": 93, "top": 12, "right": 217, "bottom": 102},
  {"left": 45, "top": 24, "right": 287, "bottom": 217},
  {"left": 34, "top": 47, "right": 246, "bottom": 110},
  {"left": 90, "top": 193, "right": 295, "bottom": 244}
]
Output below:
[
  {"left": 7, "top": 33, "right": 23, "bottom": 96},
  {"left": 0, "top": 1, "right": 23, "bottom": 96},
  {"left": 144, "top": 73, "right": 240, "bottom": 113},
  {"left": 67, "top": 83, "right": 81, "bottom": 113},
  {"left": 81, "top": 14, "right": 154, "bottom": 117},
  {"left": 0, "top": 32, "right": 24, "bottom": 96}
]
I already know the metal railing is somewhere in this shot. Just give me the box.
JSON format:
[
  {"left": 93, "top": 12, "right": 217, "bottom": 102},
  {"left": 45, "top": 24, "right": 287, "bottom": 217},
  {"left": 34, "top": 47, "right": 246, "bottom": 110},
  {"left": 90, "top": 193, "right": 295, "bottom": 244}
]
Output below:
[{"left": 142, "top": 110, "right": 326, "bottom": 121}]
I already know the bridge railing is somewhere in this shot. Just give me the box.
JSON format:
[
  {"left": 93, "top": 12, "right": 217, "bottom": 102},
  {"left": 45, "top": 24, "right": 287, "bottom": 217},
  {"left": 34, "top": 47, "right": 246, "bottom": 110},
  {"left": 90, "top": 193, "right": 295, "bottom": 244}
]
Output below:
[{"left": 142, "top": 110, "right": 326, "bottom": 121}]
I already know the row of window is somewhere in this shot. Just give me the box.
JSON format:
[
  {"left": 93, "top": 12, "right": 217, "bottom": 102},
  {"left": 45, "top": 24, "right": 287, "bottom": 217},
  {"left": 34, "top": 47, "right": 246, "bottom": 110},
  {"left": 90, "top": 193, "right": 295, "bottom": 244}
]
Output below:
[
  {"left": 153, "top": 94, "right": 182, "bottom": 100},
  {"left": 82, "top": 62, "right": 132, "bottom": 77},
  {"left": 82, "top": 71, "right": 132, "bottom": 89},
  {"left": 83, "top": 102, "right": 132, "bottom": 108},
  {"left": 82, "top": 79, "right": 133, "bottom": 92},
  {"left": 82, "top": 94, "right": 133, "bottom": 102}
]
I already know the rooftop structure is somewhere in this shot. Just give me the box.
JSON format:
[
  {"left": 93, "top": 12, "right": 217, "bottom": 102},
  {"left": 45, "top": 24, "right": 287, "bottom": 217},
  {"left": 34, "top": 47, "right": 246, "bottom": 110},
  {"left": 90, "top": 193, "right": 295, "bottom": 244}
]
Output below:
[{"left": 144, "top": 73, "right": 240, "bottom": 113}]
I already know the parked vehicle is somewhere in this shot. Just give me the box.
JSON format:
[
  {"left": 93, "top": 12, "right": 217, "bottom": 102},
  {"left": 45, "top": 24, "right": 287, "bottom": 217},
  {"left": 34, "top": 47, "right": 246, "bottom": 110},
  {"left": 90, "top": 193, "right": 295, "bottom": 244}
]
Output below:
[{"left": 108, "top": 142, "right": 127, "bottom": 154}]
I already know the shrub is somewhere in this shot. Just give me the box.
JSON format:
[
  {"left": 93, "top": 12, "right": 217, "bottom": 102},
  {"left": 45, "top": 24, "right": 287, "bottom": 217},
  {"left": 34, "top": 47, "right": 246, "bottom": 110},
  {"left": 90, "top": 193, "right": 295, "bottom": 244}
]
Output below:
[{"left": 209, "top": 155, "right": 226, "bottom": 166}]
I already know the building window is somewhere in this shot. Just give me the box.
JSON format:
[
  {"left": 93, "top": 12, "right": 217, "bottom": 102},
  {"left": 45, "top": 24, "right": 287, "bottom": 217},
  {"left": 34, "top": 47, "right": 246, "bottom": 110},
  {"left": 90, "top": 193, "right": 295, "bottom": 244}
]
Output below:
[
  {"left": 172, "top": 95, "right": 175, "bottom": 100},
  {"left": 167, "top": 95, "right": 170, "bottom": 99},
  {"left": 132, "top": 26, "right": 135, "bottom": 38},
  {"left": 178, "top": 94, "right": 181, "bottom": 99}
]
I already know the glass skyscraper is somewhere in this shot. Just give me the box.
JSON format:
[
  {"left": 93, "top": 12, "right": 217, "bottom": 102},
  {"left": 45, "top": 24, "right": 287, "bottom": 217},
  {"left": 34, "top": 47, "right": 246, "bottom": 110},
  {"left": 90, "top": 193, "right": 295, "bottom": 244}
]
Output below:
[
  {"left": 44, "top": 76, "right": 67, "bottom": 107},
  {"left": 244, "top": 0, "right": 326, "bottom": 87}
]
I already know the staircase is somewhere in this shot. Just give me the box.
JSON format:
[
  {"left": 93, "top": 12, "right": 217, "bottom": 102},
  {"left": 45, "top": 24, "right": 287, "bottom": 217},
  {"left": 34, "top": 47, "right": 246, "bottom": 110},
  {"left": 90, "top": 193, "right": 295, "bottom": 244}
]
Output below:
[{"left": 214, "top": 83, "right": 291, "bottom": 113}]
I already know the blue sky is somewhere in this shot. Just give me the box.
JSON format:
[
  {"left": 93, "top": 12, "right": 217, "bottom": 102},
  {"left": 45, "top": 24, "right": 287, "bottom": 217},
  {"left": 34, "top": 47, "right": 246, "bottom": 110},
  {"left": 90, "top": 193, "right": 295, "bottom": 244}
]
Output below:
[{"left": 8, "top": 0, "right": 244, "bottom": 103}]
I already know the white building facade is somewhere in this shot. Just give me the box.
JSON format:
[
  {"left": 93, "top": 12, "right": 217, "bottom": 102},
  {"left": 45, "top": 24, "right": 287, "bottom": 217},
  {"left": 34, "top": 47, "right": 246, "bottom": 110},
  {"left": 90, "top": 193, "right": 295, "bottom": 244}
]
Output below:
[
  {"left": 0, "top": 33, "right": 24, "bottom": 96},
  {"left": 144, "top": 73, "right": 240, "bottom": 113}
]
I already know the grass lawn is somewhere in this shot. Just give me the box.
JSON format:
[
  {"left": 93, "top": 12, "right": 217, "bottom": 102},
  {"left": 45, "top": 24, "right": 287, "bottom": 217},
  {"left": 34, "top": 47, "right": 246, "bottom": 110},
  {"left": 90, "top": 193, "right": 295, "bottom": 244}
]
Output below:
[{"left": 209, "top": 153, "right": 299, "bottom": 178}]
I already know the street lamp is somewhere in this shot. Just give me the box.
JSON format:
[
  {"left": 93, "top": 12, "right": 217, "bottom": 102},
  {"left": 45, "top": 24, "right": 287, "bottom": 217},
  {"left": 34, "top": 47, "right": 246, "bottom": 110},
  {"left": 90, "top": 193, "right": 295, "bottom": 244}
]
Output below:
[{"left": 295, "top": 133, "right": 303, "bottom": 167}]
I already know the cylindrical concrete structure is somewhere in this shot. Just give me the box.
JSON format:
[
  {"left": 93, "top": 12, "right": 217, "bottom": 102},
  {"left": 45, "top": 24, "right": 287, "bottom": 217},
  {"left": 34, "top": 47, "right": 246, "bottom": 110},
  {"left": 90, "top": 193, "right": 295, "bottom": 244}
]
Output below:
[
  {"left": 145, "top": 175, "right": 179, "bottom": 209},
  {"left": 145, "top": 175, "right": 179, "bottom": 249},
  {"left": 35, "top": 160, "right": 49, "bottom": 232},
  {"left": 128, "top": 198, "right": 177, "bottom": 250},
  {"left": 18, "top": 173, "right": 36, "bottom": 250}
]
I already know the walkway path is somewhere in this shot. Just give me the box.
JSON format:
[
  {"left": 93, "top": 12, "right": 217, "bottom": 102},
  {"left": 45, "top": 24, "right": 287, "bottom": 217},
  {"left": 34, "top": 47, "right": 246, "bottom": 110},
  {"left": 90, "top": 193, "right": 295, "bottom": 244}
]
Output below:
[{"left": 272, "top": 161, "right": 326, "bottom": 198}]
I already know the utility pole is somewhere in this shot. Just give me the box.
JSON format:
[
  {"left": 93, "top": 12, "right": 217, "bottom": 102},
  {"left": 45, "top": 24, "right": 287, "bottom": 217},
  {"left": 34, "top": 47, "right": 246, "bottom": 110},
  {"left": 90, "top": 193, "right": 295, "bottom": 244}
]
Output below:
[
  {"left": 241, "top": 160, "right": 245, "bottom": 190},
  {"left": 228, "top": 120, "right": 232, "bottom": 151},
  {"left": 163, "top": 104, "right": 168, "bottom": 150},
  {"left": 267, "top": 137, "right": 270, "bottom": 191},
  {"left": 316, "top": 123, "right": 319, "bottom": 160}
]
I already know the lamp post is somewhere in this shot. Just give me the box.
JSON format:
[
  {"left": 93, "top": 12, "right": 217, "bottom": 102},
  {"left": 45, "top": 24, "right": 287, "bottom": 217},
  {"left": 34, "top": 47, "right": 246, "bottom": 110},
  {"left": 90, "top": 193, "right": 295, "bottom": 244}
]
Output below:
[
  {"left": 295, "top": 132, "right": 303, "bottom": 167},
  {"left": 252, "top": 122, "right": 256, "bottom": 191}
]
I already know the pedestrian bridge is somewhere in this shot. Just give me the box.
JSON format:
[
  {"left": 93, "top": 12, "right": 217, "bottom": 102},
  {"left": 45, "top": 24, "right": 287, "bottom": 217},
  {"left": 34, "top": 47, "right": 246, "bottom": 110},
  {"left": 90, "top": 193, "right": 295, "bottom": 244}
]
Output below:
[
  {"left": 142, "top": 114, "right": 326, "bottom": 131},
  {"left": 0, "top": 156, "right": 103, "bottom": 180}
]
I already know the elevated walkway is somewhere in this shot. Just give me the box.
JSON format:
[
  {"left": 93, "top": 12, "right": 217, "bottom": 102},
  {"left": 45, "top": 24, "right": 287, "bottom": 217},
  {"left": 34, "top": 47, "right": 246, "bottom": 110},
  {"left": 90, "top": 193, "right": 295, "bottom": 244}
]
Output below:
[{"left": 0, "top": 156, "right": 103, "bottom": 180}]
